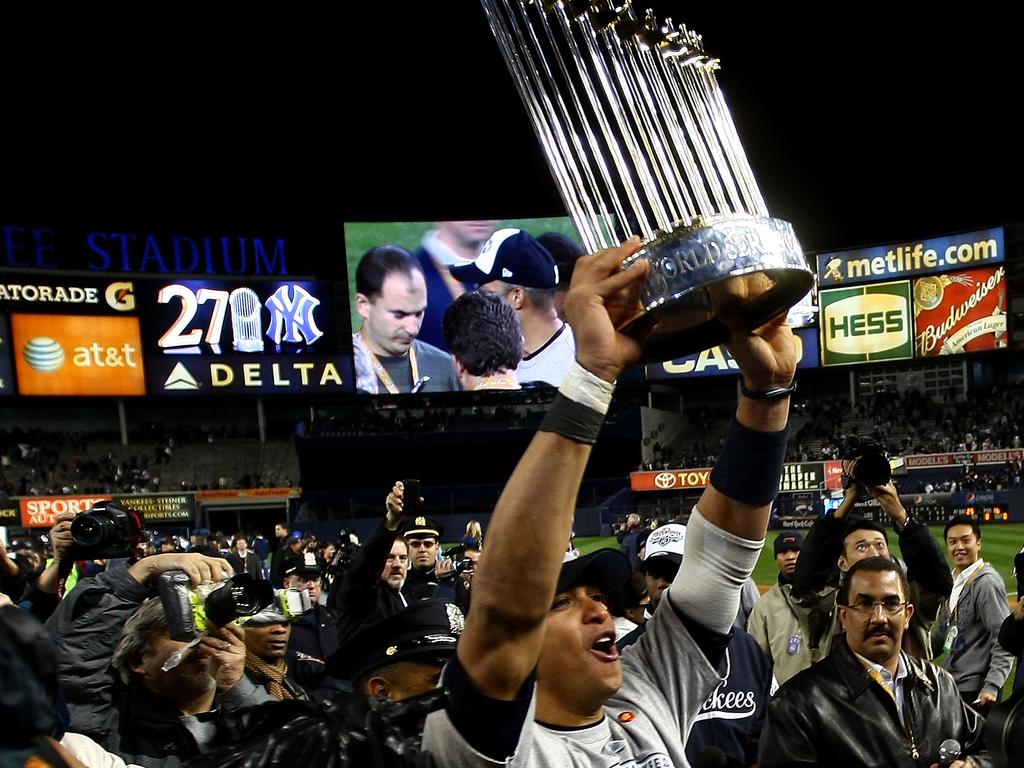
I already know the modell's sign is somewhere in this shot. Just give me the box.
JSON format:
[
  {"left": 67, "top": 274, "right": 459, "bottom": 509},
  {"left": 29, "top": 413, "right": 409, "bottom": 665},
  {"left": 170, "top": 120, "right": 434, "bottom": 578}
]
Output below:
[
  {"left": 913, "top": 266, "right": 1007, "bottom": 357},
  {"left": 20, "top": 495, "right": 110, "bottom": 528}
]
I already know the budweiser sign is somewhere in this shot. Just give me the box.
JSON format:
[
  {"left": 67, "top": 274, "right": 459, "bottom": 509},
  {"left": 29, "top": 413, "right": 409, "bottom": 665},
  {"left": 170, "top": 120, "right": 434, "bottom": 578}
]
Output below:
[{"left": 914, "top": 266, "right": 1007, "bottom": 356}]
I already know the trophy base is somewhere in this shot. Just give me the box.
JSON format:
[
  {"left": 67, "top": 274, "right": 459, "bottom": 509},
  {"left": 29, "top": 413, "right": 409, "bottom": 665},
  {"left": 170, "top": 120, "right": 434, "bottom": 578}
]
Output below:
[{"left": 619, "top": 214, "right": 814, "bottom": 362}]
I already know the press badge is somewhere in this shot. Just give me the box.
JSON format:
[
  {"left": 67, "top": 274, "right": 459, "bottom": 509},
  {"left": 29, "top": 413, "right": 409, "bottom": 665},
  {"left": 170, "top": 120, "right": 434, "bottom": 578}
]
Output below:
[
  {"left": 787, "top": 634, "right": 802, "bottom": 655},
  {"left": 943, "top": 625, "right": 958, "bottom": 654}
]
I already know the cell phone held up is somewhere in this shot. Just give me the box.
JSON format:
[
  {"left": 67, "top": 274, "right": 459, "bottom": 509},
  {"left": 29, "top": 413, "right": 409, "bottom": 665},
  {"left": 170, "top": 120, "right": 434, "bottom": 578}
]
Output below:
[{"left": 403, "top": 479, "right": 421, "bottom": 515}]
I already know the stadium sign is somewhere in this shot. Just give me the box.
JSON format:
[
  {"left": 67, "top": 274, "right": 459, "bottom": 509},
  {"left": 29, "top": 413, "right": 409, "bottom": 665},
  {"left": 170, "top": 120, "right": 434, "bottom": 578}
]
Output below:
[
  {"left": 19, "top": 495, "right": 111, "bottom": 528},
  {"left": 778, "top": 463, "right": 826, "bottom": 493},
  {"left": 648, "top": 328, "right": 819, "bottom": 381},
  {"left": 913, "top": 266, "right": 1007, "bottom": 357},
  {"left": 18, "top": 492, "right": 198, "bottom": 528},
  {"left": 820, "top": 281, "right": 913, "bottom": 366},
  {"left": 630, "top": 468, "right": 712, "bottom": 492},
  {"left": 10, "top": 314, "right": 146, "bottom": 396},
  {"left": 0, "top": 224, "right": 292, "bottom": 276},
  {"left": 817, "top": 227, "right": 1004, "bottom": 287},
  {"left": 0, "top": 274, "right": 136, "bottom": 314},
  {"left": 116, "top": 493, "right": 196, "bottom": 523},
  {"left": 147, "top": 355, "right": 348, "bottom": 395}
]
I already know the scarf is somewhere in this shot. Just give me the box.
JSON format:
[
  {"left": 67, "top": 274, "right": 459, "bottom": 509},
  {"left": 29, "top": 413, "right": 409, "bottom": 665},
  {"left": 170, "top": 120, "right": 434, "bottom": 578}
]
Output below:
[{"left": 244, "top": 651, "right": 292, "bottom": 701}]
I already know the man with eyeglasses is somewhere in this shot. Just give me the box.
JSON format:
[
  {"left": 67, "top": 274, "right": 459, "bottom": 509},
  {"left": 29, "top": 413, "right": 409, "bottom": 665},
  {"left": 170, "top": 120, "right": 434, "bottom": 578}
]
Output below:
[
  {"left": 792, "top": 478, "right": 953, "bottom": 660},
  {"left": 761, "top": 556, "right": 991, "bottom": 767}
]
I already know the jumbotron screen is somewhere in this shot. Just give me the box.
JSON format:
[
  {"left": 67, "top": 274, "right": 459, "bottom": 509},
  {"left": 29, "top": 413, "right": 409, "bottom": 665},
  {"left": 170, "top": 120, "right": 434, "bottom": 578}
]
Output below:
[{"left": 343, "top": 217, "right": 578, "bottom": 395}]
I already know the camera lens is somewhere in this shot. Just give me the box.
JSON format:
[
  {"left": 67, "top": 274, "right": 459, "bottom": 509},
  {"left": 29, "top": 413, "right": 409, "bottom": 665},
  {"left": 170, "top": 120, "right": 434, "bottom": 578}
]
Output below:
[{"left": 71, "top": 514, "right": 108, "bottom": 547}]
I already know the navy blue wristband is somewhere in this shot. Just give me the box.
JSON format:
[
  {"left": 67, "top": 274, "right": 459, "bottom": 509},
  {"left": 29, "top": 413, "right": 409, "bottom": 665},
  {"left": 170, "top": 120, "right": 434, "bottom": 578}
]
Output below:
[{"left": 709, "top": 417, "right": 788, "bottom": 506}]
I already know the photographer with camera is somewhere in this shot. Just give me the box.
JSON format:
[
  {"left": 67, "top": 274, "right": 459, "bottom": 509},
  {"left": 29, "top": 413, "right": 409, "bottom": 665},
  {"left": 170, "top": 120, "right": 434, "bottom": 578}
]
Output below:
[
  {"left": 792, "top": 449, "right": 953, "bottom": 660},
  {"left": 45, "top": 551, "right": 283, "bottom": 766}
]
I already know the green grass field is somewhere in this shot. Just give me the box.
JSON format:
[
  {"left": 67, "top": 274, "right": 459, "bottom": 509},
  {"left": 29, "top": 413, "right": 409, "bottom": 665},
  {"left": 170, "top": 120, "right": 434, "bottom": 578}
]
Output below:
[
  {"left": 341, "top": 217, "right": 578, "bottom": 333},
  {"left": 576, "top": 523, "right": 1023, "bottom": 597}
]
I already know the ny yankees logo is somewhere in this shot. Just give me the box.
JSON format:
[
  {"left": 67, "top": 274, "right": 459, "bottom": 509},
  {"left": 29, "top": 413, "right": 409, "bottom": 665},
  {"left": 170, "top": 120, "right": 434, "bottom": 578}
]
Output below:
[{"left": 265, "top": 285, "right": 324, "bottom": 346}]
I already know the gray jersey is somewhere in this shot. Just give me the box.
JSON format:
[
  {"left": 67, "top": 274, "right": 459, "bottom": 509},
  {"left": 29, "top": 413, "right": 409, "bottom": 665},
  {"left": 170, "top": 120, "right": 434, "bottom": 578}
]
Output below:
[{"left": 423, "top": 593, "right": 721, "bottom": 766}]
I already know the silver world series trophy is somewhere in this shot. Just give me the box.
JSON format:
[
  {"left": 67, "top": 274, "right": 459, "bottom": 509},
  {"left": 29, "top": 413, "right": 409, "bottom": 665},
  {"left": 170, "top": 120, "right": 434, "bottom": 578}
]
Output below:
[{"left": 480, "top": 0, "right": 813, "bottom": 360}]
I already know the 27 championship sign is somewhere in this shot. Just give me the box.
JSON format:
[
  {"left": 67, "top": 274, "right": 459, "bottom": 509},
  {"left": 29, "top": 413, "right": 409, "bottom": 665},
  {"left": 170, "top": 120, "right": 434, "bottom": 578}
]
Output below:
[
  {"left": 819, "top": 281, "right": 913, "bottom": 366},
  {"left": 138, "top": 279, "right": 351, "bottom": 395}
]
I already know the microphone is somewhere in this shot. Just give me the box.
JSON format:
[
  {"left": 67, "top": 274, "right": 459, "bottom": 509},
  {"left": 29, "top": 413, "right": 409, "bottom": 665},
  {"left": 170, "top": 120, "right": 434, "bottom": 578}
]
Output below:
[
  {"left": 697, "top": 746, "right": 728, "bottom": 768},
  {"left": 938, "top": 738, "right": 961, "bottom": 768}
]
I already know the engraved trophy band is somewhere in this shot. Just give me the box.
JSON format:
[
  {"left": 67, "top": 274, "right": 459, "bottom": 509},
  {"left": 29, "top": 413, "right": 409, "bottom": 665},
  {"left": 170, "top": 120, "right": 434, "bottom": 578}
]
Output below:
[{"left": 480, "top": 0, "right": 814, "bottom": 360}]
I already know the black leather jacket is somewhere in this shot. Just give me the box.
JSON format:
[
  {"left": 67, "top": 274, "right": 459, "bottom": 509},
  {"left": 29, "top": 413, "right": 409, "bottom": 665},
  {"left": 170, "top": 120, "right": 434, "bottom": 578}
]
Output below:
[{"left": 760, "top": 637, "right": 992, "bottom": 768}]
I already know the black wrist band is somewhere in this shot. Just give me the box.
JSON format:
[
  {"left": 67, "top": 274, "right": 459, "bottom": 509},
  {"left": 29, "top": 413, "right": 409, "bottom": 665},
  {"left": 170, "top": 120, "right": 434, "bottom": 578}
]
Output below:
[
  {"left": 539, "top": 393, "right": 605, "bottom": 445},
  {"left": 710, "top": 417, "right": 789, "bottom": 506},
  {"left": 740, "top": 380, "right": 797, "bottom": 400}
]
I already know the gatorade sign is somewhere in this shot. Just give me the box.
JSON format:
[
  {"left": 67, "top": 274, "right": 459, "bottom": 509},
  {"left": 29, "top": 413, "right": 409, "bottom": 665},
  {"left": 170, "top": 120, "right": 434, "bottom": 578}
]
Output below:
[{"left": 819, "top": 281, "right": 913, "bottom": 366}]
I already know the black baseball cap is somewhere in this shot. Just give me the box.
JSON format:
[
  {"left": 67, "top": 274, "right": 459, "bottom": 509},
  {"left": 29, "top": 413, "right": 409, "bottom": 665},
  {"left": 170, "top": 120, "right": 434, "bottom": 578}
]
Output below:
[
  {"left": 449, "top": 228, "right": 558, "bottom": 289},
  {"left": 773, "top": 530, "right": 804, "bottom": 556},
  {"left": 328, "top": 600, "right": 463, "bottom": 682},
  {"left": 557, "top": 549, "right": 631, "bottom": 595}
]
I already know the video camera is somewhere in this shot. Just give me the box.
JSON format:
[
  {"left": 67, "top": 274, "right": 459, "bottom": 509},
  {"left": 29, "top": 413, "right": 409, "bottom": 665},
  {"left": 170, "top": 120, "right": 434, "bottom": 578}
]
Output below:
[
  {"left": 441, "top": 545, "right": 475, "bottom": 576},
  {"left": 157, "top": 570, "right": 277, "bottom": 641},
  {"left": 841, "top": 438, "right": 893, "bottom": 487},
  {"left": 69, "top": 500, "right": 145, "bottom": 560}
]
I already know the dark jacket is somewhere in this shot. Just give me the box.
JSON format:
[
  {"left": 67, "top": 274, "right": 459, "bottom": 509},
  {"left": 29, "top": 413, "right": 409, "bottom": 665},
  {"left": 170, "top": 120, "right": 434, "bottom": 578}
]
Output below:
[
  {"left": 998, "top": 612, "right": 1024, "bottom": 693},
  {"left": 225, "top": 549, "right": 263, "bottom": 580},
  {"left": 792, "top": 513, "right": 953, "bottom": 658},
  {"left": 760, "top": 637, "right": 991, "bottom": 768},
  {"left": 326, "top": 522, "right": 407, "bottom": 644},
  {"left": 44, "top": 564, "right": 275, "bottom": 767}
]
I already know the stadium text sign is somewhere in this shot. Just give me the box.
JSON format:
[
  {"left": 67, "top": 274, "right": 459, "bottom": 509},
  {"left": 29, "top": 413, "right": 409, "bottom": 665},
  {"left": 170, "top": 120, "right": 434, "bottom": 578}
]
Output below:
[
  {"left": 11, "top": 314, "right": 146, "bottom": 396},
  {"left": 817, "top": 227, "right": 1004, "bottom": 287}
]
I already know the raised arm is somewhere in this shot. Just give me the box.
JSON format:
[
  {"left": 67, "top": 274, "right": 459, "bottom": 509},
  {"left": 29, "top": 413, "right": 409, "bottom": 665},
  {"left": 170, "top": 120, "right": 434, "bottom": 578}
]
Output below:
[
  {"left": 666, "top": 277, "right": 798, "bottom": 636},
  {"left": 457, "top": 238, "right": 651, "bottom": 700}
]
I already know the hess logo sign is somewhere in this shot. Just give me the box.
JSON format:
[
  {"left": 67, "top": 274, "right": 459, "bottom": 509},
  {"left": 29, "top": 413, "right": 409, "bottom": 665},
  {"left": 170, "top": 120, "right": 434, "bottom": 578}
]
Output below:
[
  {"left": 12, "top": 314, "right": 146, "bottom": 396},
  {"left": 820, "top": 283, "right": 913, "bottom": 365}
]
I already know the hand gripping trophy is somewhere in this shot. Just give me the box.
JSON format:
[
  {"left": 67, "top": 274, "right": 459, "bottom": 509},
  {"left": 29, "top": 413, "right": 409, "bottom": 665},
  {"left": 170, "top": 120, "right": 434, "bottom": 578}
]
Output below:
[{"left": 480, "top": 0, "right": 814, "bottom": 359}]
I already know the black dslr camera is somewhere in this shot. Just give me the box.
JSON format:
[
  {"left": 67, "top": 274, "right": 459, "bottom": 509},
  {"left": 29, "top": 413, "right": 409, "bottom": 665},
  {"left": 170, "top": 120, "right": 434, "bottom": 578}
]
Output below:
[
  {"left": 69, "top": 500, "right": 145, "bottom": 559},
  {"left": 842, "top": 438, "right": 893, "bottom": 487}
]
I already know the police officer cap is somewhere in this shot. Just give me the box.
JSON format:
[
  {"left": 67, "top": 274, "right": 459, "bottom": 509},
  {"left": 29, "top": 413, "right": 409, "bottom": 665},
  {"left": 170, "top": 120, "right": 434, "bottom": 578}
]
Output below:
[
  {"left": 400, "top": 516, "right": 444, "bottom": 540},
  {"left": 283, "top": 551, "right": 326, "bottom": 577},
  {"left": 328, "top": 600, "right": 464, "bottom": 682}
]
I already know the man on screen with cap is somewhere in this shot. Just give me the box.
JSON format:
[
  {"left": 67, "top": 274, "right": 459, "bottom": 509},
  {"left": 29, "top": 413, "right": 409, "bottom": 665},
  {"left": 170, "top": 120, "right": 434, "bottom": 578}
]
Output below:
[
  {"left": 450, "top": 228, "right": 575, "bottom": 387},
  {"left": 422, "top": 238, "right": 798, "bottom": 766}
]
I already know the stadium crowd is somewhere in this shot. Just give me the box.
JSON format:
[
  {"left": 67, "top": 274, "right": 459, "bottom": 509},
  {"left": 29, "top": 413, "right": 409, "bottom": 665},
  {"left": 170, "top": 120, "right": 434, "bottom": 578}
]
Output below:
[{"left": 2, "top": 248, "right": 1021, "bottom": 767}]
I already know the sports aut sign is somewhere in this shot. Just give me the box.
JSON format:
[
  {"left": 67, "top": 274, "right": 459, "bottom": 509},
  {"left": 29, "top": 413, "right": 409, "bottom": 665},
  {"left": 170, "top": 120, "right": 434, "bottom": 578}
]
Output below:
[{"left": 20, "top": 495, "right": 110, "bottom": 528}]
